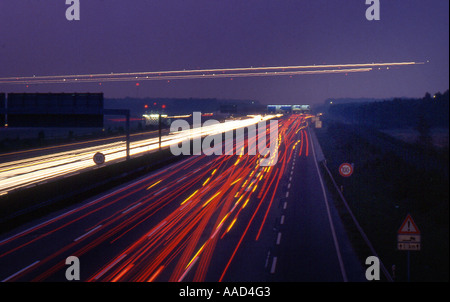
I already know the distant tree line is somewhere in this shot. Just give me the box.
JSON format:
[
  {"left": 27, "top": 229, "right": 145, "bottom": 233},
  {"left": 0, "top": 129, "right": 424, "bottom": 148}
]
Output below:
[{"left": 326, "top": 90, "right": 449, "bottom": 129}]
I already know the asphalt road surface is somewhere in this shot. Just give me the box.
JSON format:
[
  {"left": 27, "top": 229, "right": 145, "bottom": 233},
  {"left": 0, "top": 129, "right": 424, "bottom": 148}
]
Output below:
[{"left": 0, "top": 115, "right": 365, "bottom": 282}]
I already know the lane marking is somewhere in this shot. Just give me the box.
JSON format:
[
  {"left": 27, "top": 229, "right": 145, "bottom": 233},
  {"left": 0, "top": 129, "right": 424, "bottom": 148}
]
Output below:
[
  {"left": 270, "top": 257, "right": 277, "bottom": 274},
  {"left": 74, "top": 225, "right": 102, "bottom": 242},
  {"left": 264, "top": 251, "right": 271, "bottom": 268},
  {"left": 280, "top": 215, "right": 285, "bottom": 225},
  {"left": 94, "top": 254, "right": 127, "bottom": 280},
  {"left": 285, "top": 191, "right": 289, "bottom": 198},
  {"left": 147, "top": 221, "right": 167, "bottom": 237},
  {"left": 2, "top": 260, "right": 40, "bottom": 282},
  {"left": 176, "top": 176, "right": 187, "bottom": 183},
  {"left": 276, "top": 232, "right": 282, "bottom": 245},
  {"left": 122, "top": 202, "right": 141, "bottom": 214},
  {"left": 309, "top": 127, "right": 348, "bottom": 282},
  {"left": 154, "top": 187, "right": 167, "bottom": 196},
  {"left": 283, "top": 202, "right": 287, "bottom": 209}
]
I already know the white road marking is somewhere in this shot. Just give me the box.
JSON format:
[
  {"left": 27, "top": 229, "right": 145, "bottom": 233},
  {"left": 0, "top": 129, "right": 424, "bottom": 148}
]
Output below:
[
  {"left": 94, "top": 254, "right": 127, "bottom": 280},
  {"left": 264, "top": 251, "right": 271, "bottom": 268},
  {"left": 154, "top": 187, "right": 167, "bottom": 196},
  {"left": 309, "top": 127, "right": 348, "bottom": 282},
  {"left": 122, "top": 202, "right": 141, "bottom": 214},
  {"left": 276, "top": 232, "right": 282, "bottom": 245},
  {"left": 2, "top": 260, "right": 40, "bottom": 282},
  {"left": 74, "top": 225, "right": 102, "bottom": 242},
  {"left": 147, "top": 221, "right": 167, "bottom": 237},
  {"left": 176, "top": 176, "right": 187, "bottom": 183},
  {"left": 270, "top": 257, "right": 277, "bottom": 274}
]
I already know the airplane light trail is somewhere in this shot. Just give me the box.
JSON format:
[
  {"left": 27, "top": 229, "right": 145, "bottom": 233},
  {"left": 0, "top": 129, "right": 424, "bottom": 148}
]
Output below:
[{"left": 0, "top": 62, "right": 422, "bottom": 85}]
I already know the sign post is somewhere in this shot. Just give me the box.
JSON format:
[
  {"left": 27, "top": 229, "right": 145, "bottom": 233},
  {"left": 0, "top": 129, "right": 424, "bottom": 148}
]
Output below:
[
  {"left": 397, "top": 214, "right": 421, "bottom": 281},
  {"left": 159, "top": 114, "right": 162, "bottom": 151},
  {"left": 103, "top": 109, "right": 130, "bottom": 161}
]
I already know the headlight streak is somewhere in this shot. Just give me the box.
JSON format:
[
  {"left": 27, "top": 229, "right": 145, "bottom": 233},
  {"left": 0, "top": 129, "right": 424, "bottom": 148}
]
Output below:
[{"left": 0, "top": 115, "right": 277, "bottom": 194}]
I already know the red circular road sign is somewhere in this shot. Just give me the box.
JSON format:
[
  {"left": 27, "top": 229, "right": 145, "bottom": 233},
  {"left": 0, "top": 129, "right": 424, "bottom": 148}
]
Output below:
[
  {"left": 339, "top": 163, "right": 353, "bottom": 177},
  {"left": 93, "top": 152, "right": 105, "bottom": 165}
]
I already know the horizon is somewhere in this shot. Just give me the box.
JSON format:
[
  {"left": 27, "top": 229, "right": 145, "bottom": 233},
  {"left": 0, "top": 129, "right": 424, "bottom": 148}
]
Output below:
[{"left": 0, "top": 1, "right": 448, "bottom": 105}]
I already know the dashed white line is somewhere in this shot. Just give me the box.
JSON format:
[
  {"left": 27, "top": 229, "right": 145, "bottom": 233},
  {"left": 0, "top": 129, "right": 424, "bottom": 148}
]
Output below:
[
  {"left": 148, "top": 221, "right": 167, "bottom": 237},
  {"left": 276, "top": 232, "right": 282, "bottom": 245},
  {"left": 122, "top": 202, "right": 141, "bottom": 214},
  {"left": 74, "top": 225, "right": 102, "bottom": 242},
  {"left": 94, "top": 254, "right": 127, "bottom": 280},
  {"left": 2, "top": 261, "right": 40, "bottom": 282},
  {"left": 264, "top": 251, "right": 271, "bottom": 268},
  {"left": 285, "top": 191, "right": 289, "bottom": 198},
  {"left": 176, "top": 176, "right": 187, "bottom": 183},
  {"left": 280, "top": 215, "right": 285, "bottom": 225},
  {"left": 287, "top": 183, "right": 291, "bottom": 189},
  {"left": 154, "top": 187, "right": 167, "bottom": 196},
  {"left": 270, "top": 257, "right": 278, "bottom": 274},
  {"left": 283, "top": 202, "right": 288, "bottom": 209}
]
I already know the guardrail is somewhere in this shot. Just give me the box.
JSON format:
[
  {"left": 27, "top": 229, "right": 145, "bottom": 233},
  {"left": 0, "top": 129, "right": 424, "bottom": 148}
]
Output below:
[{"left": 321, "top": 160, "right": 394, "bottom": 282}]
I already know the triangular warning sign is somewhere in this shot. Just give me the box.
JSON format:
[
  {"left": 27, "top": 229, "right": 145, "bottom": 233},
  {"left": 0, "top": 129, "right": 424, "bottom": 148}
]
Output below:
[{"left": 398, "top": 214, "right": 420, "bottom": 234}]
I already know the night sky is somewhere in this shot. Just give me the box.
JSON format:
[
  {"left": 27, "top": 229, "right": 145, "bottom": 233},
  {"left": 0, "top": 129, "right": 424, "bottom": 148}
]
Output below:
[{"left": 0, "top": 0, "right": 448, "bottom": 105}]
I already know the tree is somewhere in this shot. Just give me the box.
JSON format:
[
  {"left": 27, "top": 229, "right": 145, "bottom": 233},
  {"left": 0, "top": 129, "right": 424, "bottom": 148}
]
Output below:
[{"left": 415, "top": 114, "right": 432, "bottom": 148}]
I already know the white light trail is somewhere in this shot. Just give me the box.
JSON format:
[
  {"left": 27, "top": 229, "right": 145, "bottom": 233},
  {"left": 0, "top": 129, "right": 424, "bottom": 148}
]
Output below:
[{"left": 0, "top": 115, "right": 276, "bottom": 194}]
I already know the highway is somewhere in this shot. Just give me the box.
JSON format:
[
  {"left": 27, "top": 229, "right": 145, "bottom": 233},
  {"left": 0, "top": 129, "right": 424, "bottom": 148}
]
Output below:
[{"left": 0, "top": 114, "right": 365, "bottom": 282}]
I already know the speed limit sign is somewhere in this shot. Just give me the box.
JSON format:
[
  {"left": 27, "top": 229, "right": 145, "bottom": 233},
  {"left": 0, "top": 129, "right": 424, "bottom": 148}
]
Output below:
[
  {"left": 93, "top": 152, "right": 105, "bottom": 165},
  {"left": 339, "top": 163, "right": 353, "bottom": 177}
]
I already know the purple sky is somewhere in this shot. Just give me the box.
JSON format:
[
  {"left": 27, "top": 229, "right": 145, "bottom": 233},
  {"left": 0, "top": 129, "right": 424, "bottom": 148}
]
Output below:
[{"left": 0, "top": 0, "right": 448, "bottom": 105}]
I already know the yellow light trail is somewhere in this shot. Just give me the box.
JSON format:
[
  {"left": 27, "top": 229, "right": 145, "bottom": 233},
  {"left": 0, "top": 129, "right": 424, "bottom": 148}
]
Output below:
[
  {"left": 226, "top": 218, "right": 238, "bottom": 233},
  {"left": 202, "top": 191, "right": 222, "bottom": 208},
  {"left": 230, "top": 178, "right": 242, "bottom": 186},
  {"left": 180, "top": 190, "right": 198, "bottom": 205},
  {"left": 185, "top": 243, "right": 206, "bottom": 269},
  {"left": 202, "top": 177, "right": 210, "bottom": 186},
  {"left": 146, "top": 180, "right": 162, "bottom": 190},
  {"left": 242, "top": 198, "right": 250, "bottom": 209}
]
